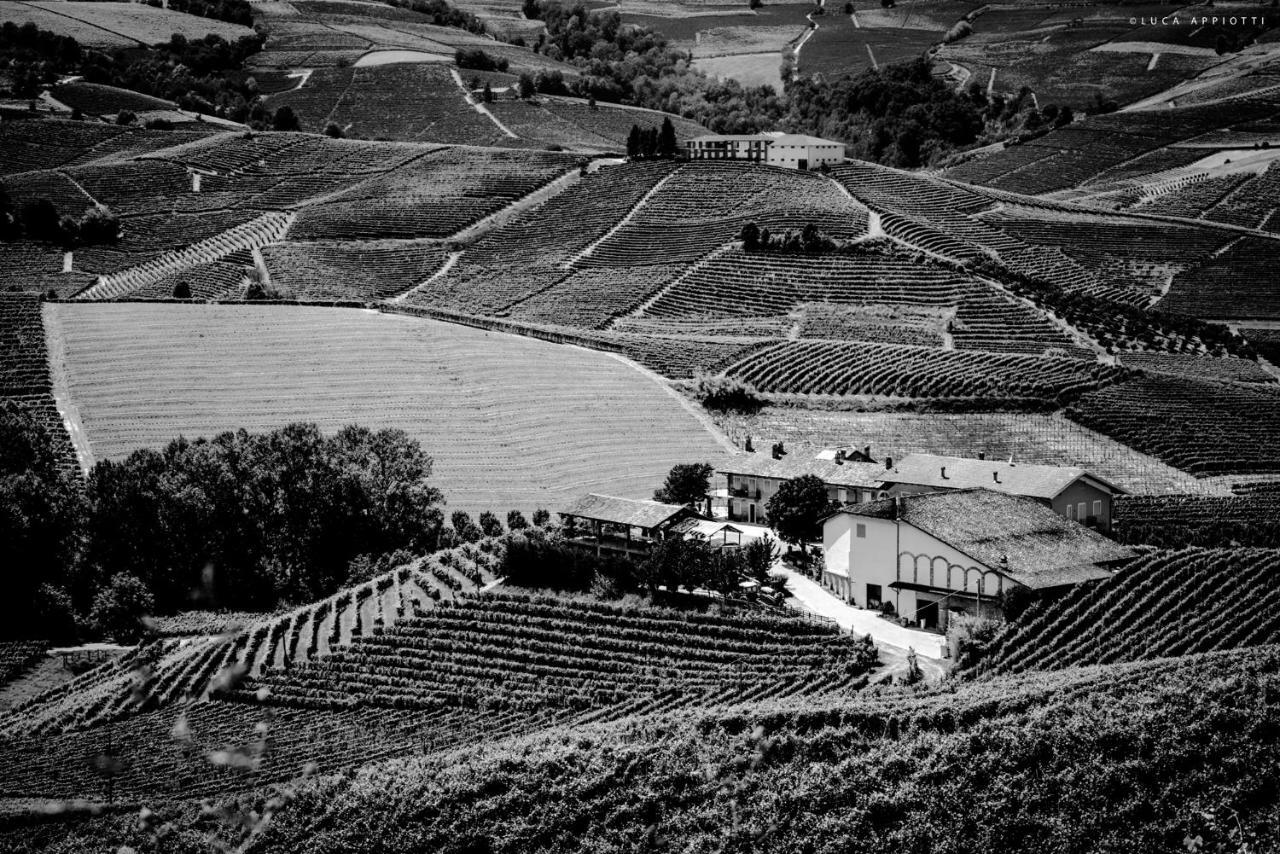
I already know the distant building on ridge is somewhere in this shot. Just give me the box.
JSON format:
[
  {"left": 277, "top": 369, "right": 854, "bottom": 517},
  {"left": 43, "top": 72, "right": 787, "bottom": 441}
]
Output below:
[{"left": 685, "top": 132, "right": 845, "bottom": 170}]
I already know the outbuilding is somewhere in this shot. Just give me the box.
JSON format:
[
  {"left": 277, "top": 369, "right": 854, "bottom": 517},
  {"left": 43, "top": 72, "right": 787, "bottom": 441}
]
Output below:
[{"left": 879, "top": 453, "right": 1126, "bottom": 532}]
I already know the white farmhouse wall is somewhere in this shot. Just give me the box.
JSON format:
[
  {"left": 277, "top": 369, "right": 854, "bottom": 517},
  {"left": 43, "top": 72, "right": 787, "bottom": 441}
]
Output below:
[
  {"left": 823, "top": 513, "right": 1014, "bottom": 629},
  {"left": 897, "top": 525, "right": 1006, "bottom": 598},
  {"left": 824, "top": 515, "right": 898, "bottom": 605}
]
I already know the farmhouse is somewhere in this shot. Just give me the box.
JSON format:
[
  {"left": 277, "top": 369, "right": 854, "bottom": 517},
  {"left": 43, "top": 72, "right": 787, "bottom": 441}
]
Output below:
[
  {"left": 879, "top": 453, "right": 1125, "bottom": 532},
  {"left": 685, "top": 132, "right": 845, "bottom": 170},
  {"left": 560, "top": 493, "right": 707, "bottom": 557},
  {"left": 719, "top": 448, "right": 886, "bottom": 525},
  {"left": 822, "top": 489, "right": 1136, "bottom": 631}
]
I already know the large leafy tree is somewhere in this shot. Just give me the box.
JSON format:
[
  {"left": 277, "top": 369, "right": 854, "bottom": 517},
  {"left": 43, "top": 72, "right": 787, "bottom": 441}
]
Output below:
[
  {"left": 83, "top": 423, "right": 445, "bottom": 612},
  {"left": 653, "top": 462, "right": 714, "bottom": 510},
  {"left": 765, "top": 475, "right": 836, "bottom": 548},
  {"left": 0, "top": 403, "right": 85, "bottom": 639}
]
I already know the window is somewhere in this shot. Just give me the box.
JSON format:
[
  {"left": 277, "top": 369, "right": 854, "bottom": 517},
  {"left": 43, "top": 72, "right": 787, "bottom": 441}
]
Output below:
[
  {"left": 1092, "top": 499, "right": 1102, "bottom": 517},
  {"left": 837, "top": 488, "right": 848, "bottom": 504},
  {"left": 1066, "top": 504, "right": 1075, "bottom": 520},
  {"left": 866, "top": 584, "right": 882, "bottom": 608},
  {"left": 1078, "top": 502, "right": 1087, "bottom": 520},
  {"left": 855, "top": 523, "right": 866, "bottom": 538}
]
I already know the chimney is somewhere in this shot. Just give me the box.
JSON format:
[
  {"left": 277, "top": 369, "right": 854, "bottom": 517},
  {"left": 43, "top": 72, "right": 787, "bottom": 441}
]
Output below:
[
  {"left": 940, "top": 466, "right": 948, "bottom": 480},
  {"left": 834, "top": 449, "right": 845, "bottom": 465},
  {"left": 978, "top": 451, "right": 985, "bottom": 460},
  {"left": 771, "top": 444, "right": 782, "bottom": 460},
  {"left": 885, "top": 455, "right": 893, "bottom": 470},
  {"left": 62, "top": 251, "right": 73, "bottom": 273},
  {"left": 993, "top": 470, "right": 1001, "bottom": 484},
  {"left": 863, "top": 445, "right": 871, "bottom": 459},
  {"left": 191, "top": 172, "right": 202, "bottom": 192}
]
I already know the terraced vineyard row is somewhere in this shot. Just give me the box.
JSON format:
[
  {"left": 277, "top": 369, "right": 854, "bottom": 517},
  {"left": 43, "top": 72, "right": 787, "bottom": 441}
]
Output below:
[
  {"left": 0, "top": 544, "right": 498, "bottom": 739},
  {"left": 1115, "top": 494, "right": 1280, "bottom": 548},
  {"left": 0, "top": 643, "right": 48, "bottom": 687},
  {"left": 404, "top": 160, "right": 680, "bottom": 313},
  {"left": 287, "top": 146, "right": 580, "bottom": 241},
  {"left": 641, "top": 245, "right": 971, "bottom": 318},
  {"left": 261, "top": 240, "right": 450, "bottom": 301},
  {"left": 0, "top": 588, "right": 877, "bottom": 802},
  {"left": 1161, "top": 236, "right": 1280, "bottom": 321},
  {"left": 1119, "top": 353, "right": 1275, "bottom": 384},
  {"left": 0, "top": 119, "right": 215, "bottom": 177},
  {"left": 976, "top": 548, "right": 1280, "bottom": 674},
  {"left": 727, "top": 340, "right": 1125, "bottom": 401},
  {"left": 579, "top": 162, "right": 869, "bottom": 269},
  {"left": 234, "top": 592, "right": 874, "bottom": 712},
  {"left": 1066, "top": 374, "right": 1280, "bottom": 475}
]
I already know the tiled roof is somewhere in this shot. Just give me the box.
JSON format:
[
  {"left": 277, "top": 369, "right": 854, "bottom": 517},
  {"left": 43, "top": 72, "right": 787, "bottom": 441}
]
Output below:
[
  {"left": 559, "top": 494, "right": 697, "bottom": 529},
  {"left": 687, "top": 133, "right": 841, "bottom": 146},
  {"left": 834, "top": 490, "right": 1135, "bottom": 589},
  {"left": 719, "top": 454, "right": 885, "bottom": 489},
  {"left": 880, "top": 453, "right": 1124, "bottom": 499}
]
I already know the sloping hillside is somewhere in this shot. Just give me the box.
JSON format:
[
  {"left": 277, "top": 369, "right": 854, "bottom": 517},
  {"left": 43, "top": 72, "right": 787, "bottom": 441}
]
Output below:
[{"left": 5, "top": 644, "right": 1279, "bottom": 853}]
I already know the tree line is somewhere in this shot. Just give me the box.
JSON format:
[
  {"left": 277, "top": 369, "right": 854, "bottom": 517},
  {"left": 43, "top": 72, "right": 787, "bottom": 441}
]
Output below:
[
  {"left": 0, "top": 186, "right": 120, "bottom": 249},
  {"left": 1, "top": 409, "right": 457, "bottom": 642},
  {"left": 0, "top": 21, "right": 296, "bottom": 129}
]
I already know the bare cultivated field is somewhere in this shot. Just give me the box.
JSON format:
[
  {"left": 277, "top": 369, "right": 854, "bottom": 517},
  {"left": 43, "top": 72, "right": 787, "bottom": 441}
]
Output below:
[
  {"left": 4, "top": 2, "right": 256, "bottom": 47},
  {"left": 692, "top": 25, "right": 805, "bottom": 58},
  {"left": 698, "top": 52, "right": 785, "bottom": 91},
  {"left": 45, "top": 304, "right": 733, "bottom": 513},
  {"left": 720, "top": 409, "right": 1226, "bottom": 495}
]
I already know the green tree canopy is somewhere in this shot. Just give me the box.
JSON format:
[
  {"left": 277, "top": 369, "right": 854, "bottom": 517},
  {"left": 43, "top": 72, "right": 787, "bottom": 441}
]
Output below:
[
  {"left": 653, "top": 462, "right": 714, "bottom": 509},
  {"left": 0, "top": 403, "right": 86, "bottom": 639},
  {"left": 765, "top": 475, "right": 836, "bottom": 547},
  {"left": 83, "top": 423, "right": 444, "bottom": 613},
  {"left": 89, "top": 573, "right": 154, "bottom": 644}
]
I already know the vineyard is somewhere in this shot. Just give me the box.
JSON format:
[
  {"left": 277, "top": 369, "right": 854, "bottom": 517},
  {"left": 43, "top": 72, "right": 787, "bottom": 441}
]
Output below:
[
  {"left": 1, "top": 1, "right": 254, "bottom": 47},
  {"left": 941, "top": 94, "right": 1280, "bottom": 194},
  {"left": 0, "top": 583, "right": 877, "bottom": 802},
  {"left": 725, "top": 340, "right": 1125, "bottom": 403},
  {"left": 1115, "top": 494, "right": 1280, "bottom": 548},
  {"left": 287, "top": 147, "right": 581, "bottom": 241},
  {"left": 263, "top": 65, "right": 513, "bottom": 146},
  {"left": 261, "top": 240, "right": 450, "bottom": 300},
  {"left": 9, "top": 643, "right": 1279, "bottom": 852},
  {"left": 972, "top": 548, "right": 1280, "bottom": 674},
  {"left": 0, "top": 541, "right": 499, "bottom": 741},
  {"left": 1160, "top": 236, "right": 1280, "bottom": 321},
  {"left": 0, "top": 643, "right": 48, "bottom": 688},
  {"left": 0, "top": 119, "right": 215, "bottom": 177},
  {"left": 51, "top": 82, "right": 174, "bottom": 117},
  {"left": 0, "top": 293, "right": 80, "bottom": 474},
  {"left": 44, "top": 302, "right": 733, "bottom": 512},
  {"left": 1066, "top": 375, "right": 1280, "bottom": 476}
]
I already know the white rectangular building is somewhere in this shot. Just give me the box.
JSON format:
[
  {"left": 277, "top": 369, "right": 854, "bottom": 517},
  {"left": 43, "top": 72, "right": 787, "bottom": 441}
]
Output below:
[{"left": 686, "top": 133, "right": 844, "bottom": 171}]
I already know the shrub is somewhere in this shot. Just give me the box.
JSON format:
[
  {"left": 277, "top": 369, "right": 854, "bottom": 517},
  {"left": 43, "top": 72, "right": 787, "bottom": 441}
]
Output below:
[
  {"left": 455, "top": 47, "right": 509, "bottom": 72},
  {"left": 693, "top": 374, "right": 765, "bottom": 413}
]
